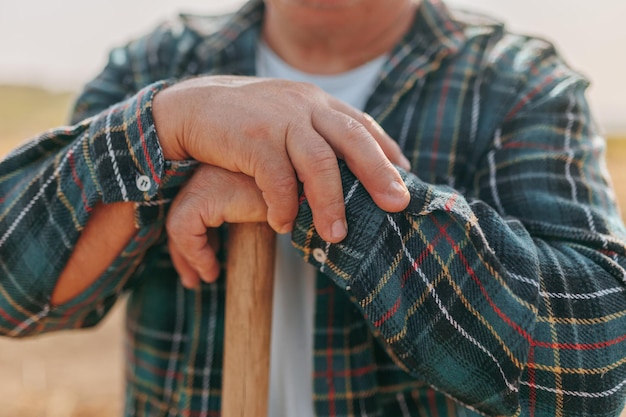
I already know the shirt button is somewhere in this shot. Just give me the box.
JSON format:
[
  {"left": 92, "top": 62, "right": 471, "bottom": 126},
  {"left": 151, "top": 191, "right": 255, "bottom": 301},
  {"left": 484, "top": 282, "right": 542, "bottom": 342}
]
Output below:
[
  {"left": 312, "top": 248, "right": 327, "bottom": 263},
  {"left": 136, "top": 175, "right": 151, "bottom": 191}
]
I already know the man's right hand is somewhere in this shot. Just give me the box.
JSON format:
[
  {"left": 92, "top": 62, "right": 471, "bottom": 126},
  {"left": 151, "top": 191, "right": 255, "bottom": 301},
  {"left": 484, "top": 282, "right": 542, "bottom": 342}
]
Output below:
[
  {"left": 152, "top": 76, "right": 411, "bottom": 243},
  {"left": 166, "top": 164, "right": 268, "bottom": 288}
]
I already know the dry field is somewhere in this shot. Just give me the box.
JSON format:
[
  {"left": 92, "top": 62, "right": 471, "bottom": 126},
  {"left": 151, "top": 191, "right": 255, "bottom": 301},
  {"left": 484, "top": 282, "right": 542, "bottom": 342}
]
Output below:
[{"left": 0, "top": 85, "right": 625, "bottom": 416}]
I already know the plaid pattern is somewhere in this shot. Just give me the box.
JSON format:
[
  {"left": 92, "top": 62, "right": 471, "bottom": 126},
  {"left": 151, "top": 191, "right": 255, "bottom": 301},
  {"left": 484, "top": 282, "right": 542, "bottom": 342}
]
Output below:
[{"left": 1, "top": 0, "right": 625, "bottom": 415}]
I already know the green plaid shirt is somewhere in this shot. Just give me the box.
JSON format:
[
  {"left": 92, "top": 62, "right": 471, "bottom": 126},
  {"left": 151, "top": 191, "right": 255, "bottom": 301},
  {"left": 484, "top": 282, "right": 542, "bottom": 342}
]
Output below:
[{"left": 2, "top": 0, "right": 626, "bottom": 415}]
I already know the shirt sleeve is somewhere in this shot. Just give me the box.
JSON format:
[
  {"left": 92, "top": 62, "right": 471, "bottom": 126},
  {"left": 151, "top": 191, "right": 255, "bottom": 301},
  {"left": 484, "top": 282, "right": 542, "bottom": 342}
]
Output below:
[
  {"left": 0, "top": 22, "right": 198, "bottom": 337},
  {"left": 292, "top": 62, "right": 626, "bottom": 416}
]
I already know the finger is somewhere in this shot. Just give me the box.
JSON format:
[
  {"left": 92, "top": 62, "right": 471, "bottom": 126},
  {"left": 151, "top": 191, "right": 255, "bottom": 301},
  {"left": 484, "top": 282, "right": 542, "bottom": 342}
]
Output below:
[
  {"left": 358, "top": 112, "right": 411, "bottom": 171},
  {"left": 169, "top": 224, "right": 222, "bottom": 283},
  {"left": 328, "top": 97, "right": 411, "bottom": 171},
  {"left": 286, "top": 125, "right": 347, "bottom": 242},
  {"left": 168, "top": 239, "right": 202, "bottom": 289},
  {"left": 170, "top": 230, "right": 223, "bottom": 288},
  {"left": 251, "top": 152, "right": 300, "bottom": 234},
  {"left": 166, "top": 191, "right": 222, "bottom": 283},
  {"left": 311, "top": 107, "right": 410, "bottom": 213},
  {"left": 193, "top": 89, "right": 300, "bottom": 234},
  {"left": 206, "top": 167, "right": 269, "bottom": 226},
  {"left": 168, "top": 165, "right": 269, "bottom": 282}
]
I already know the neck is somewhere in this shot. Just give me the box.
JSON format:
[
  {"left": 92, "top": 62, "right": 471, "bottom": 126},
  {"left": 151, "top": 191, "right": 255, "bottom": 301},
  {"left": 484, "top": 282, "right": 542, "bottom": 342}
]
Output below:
[{"left": 261, "top": 0, "right": 419, "bottom": 74}]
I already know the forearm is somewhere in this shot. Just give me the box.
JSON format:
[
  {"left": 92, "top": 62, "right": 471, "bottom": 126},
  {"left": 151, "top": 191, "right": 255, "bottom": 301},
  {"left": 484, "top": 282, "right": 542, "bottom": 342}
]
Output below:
[
  {"left": 51, "top": 202, "right": 136, "bottom": 305},
  {"left": 0, "top": 81, "right": 193, "bottom": 336},
  {"left": 0, "top": 20, "right": 213, "bottom": 335},
  {"left": 293, "top": 165, "right": 533, "bottom": 414},
  {"left": 293, "top": 161, "right": 626, "bottom": 416}
]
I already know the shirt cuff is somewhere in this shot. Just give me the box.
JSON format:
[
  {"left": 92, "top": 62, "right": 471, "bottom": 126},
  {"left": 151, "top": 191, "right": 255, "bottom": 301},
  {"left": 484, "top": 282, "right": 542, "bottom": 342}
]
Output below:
[
  {"left": 86, "top": 79, "right": 197, "bottom": 226},
  {"left": 291, "top": 161, "right": 425, "bottom": 290}
]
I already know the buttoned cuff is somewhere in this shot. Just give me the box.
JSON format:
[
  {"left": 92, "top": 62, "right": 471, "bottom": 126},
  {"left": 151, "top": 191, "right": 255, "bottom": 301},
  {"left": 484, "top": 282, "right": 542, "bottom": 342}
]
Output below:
[
  {"left": 134, "top": 159, "right": 198, "bottom": 227},
  {"left": 291, "top": 161, "right": 425, "bottom": 290},
  {"left": 87, "top": 80, "right": 197, "bottom": 226}
]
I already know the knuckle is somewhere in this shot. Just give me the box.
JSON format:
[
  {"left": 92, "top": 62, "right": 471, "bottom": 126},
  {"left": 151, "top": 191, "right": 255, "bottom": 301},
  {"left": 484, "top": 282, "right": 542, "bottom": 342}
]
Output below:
[
  {"left": 370, "top": 156, "right": 394, "bottom": 177},
  {"left": 358, "top": 111, "right": 376, "bottom": 128},
  {"left": 355, "top": 112, "right": 392, "bottom": 144},
  {"left": 285, "top": 84, "right": 314, "bottom": 104},
  {"left": 294, "top": 80, "right": 320, "bottom": 94},
  {"left": 282, "top": 82, "right": 325, "bottom": 109},
  {"left": 344, "top": 117, "right": 372, "bottom": 142},
  {"left": 361, "top": 111, "right": 375, "bottom": 123},
  {"left": 299, "top": 147, "right": 338, "bottom": 183},
  {"left": 262, "top": 172, "right": 298, "bottom": 197},
  {"left": 319, "top": 192, "right": 345, "bottom": 212},
  {"left": 309, "top": 143, "right": 337, "bottom": 165},
  {"left": 200, "top": 199, "right": 222, "bottom": 228},
  {"left": 284, "top": 120, "right": 307, "bottom": 143},
  {"left": 166, "top": 211, "right": 183, "bottom": 237}
]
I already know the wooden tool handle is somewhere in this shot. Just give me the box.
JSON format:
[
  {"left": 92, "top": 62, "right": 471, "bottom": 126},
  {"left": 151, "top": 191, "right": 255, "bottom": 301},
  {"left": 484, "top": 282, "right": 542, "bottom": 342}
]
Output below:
[{"left": 222, "top": 222, "right": 276, "bottom": 417}]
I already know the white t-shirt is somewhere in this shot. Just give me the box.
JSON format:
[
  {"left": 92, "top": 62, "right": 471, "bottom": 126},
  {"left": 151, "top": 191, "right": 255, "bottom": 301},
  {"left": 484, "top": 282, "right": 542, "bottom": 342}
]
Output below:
[{"left": 255, "top": 40, "right": 386, "bottom": 417}]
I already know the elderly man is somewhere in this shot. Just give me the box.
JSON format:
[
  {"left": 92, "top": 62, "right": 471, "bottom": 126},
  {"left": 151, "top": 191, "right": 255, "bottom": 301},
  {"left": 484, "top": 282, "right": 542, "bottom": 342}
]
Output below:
[{"left": 1, "top": 0, "right": 625, "bottom": 416}]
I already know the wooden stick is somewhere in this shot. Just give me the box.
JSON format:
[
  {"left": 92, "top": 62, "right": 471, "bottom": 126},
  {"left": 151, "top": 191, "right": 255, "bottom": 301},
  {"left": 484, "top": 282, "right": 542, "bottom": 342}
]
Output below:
[{"left": 222, "top": 222, "right": 276, "bottom": 417}]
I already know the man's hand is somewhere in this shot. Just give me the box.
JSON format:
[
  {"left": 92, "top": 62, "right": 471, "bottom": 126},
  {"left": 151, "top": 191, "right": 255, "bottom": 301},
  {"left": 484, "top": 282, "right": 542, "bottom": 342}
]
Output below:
[
  {"left": 166, "top": 165, "right": 268, "bottom": 288},
  {"left": 153, "top": 76, "right": 410, "bottom": 243}
]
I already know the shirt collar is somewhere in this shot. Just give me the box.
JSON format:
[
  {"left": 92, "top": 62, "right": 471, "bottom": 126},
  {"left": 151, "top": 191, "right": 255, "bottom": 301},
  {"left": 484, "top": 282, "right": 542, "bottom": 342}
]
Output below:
[
  {"left": 185, "top": 0, "right": 466, "bottom": 73},
  {"left": 369, "top": 0, "right": 467, "bottom": 120},
  {"left": 183, "top": 0, "right": 468, "bottom": 120},
  {"left": 182, "top": 0, "right": 264, "bottom": 76}
]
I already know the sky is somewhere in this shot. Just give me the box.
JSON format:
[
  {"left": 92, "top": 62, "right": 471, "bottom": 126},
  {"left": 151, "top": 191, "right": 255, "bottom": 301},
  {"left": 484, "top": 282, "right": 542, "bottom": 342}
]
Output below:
[{"left": 0, "top": 0, "right": 624, "bottom": 133}]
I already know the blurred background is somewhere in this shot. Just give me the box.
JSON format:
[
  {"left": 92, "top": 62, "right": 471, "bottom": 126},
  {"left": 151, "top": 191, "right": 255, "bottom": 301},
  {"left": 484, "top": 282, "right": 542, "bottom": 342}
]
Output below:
[{"left": 0, "top": 0, "right": 624, "bottom": 416}]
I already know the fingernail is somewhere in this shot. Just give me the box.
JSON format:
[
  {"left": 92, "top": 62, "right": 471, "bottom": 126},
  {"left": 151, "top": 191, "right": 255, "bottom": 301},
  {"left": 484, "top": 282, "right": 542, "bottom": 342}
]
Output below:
[
  {"left": 271, "top": 219, "right": 293, "bottom": 235},
  {"left": 389, "top": 180, "right": 409, "bottom": 200},
  {"left": 331, "top": 219, "right": 347, "bottom": 241}
]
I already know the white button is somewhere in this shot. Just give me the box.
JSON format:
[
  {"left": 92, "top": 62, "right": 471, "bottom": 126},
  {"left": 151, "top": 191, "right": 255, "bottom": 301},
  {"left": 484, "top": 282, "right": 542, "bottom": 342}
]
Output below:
[
  {"left": 136, "top": 175, "right": 151, "bottom": 191},
  {"left": 312, "top": 248, "right": 327, "bottom": 263}
]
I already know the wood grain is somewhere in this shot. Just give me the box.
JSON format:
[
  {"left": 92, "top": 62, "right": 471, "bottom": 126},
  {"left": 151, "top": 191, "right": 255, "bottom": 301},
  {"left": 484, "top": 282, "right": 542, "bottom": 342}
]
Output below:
[{"left": 222, "top": 222, "right": 276, "bottom": 417}]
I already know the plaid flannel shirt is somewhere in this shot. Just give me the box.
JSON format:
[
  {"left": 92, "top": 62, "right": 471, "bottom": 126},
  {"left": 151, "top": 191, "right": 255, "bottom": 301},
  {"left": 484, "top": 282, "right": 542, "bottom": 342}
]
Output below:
[{"left": 1, "top": 0, "right": 626, "bottom": 415}]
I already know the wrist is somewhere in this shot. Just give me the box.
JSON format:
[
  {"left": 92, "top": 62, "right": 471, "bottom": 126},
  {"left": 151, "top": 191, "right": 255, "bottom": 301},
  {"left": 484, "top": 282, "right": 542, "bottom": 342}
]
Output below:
[{"left": 153, "top": 88, "right": 189, "bottom": 161}]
